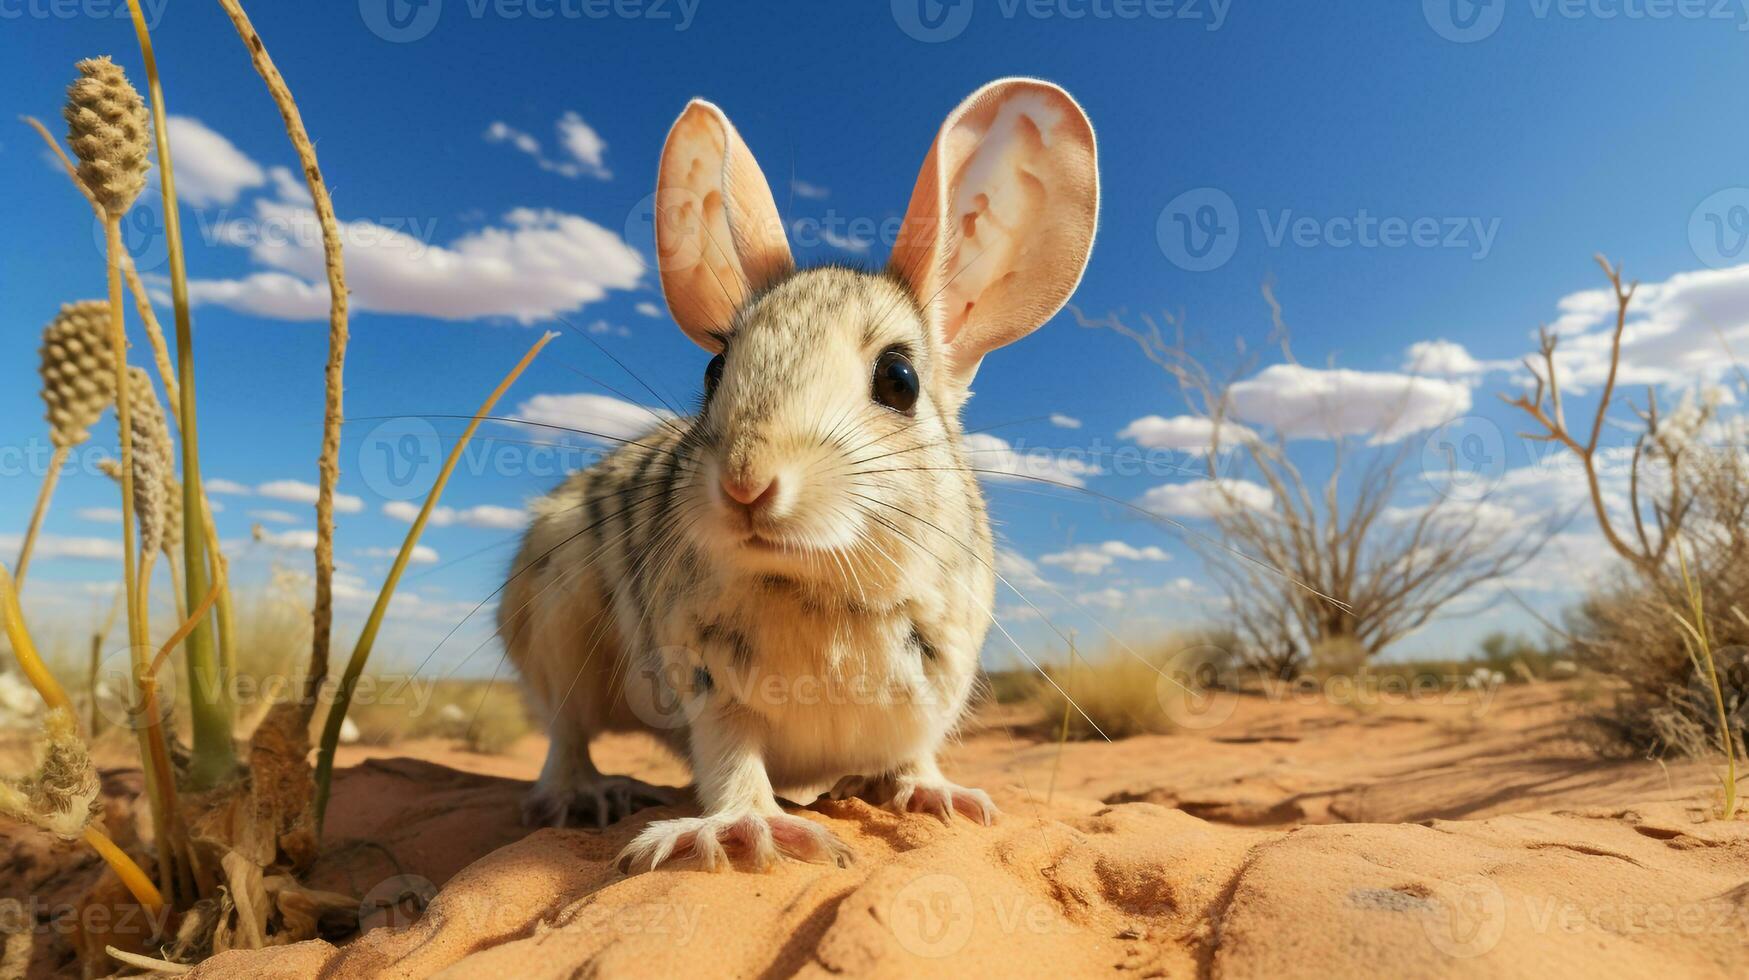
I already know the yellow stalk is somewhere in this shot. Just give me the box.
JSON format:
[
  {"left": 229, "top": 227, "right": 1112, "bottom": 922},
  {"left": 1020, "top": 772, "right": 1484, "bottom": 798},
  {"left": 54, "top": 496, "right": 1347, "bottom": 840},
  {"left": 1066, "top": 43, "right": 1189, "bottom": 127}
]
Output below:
[
  {"left": 103, "top": 217, "right": 145, "bottom": 685},
  {"left": 313, "top": 332, "right": 557, "bottom": 830},
  {"left": 20, "top": 115, "right": 236, "bottom": 665},
  {"left": 82, "top": 826, "right": 163, "bottom": 912},
  {"left": 1, "top": 567, "right": 163, "bottom": 914},
  {"left": 0, "top": 565, "right": 72, "bottom": 715},
  {"left": 14, "top": 446, "right": 69, "bottom": 589},
  {"left": 1674, "top": 542, "right": 1739, "bottom": 820},
  {"left": 212, "top": 0, "right": 351, "bottom": 724}
]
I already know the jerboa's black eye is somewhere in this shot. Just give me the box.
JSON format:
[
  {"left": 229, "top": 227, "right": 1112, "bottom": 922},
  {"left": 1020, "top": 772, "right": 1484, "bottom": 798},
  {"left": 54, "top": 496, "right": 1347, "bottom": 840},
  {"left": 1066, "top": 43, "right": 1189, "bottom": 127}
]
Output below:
[
  {"left": 872, "top": 349, "right": 919, "bottom": 413},
  {"left": 704, "top": 353, "right": 725, "bottom": 400}
]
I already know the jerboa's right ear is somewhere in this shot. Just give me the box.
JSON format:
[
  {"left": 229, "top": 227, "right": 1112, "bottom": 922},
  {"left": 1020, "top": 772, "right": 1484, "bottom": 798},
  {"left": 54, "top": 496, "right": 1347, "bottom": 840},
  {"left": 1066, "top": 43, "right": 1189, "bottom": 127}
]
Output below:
[
  {"left": 655, "top": 100, "right": 793, "bottom": 352},
  {"left": 888, "top": 79, "right": 1099, "bottom": 385}
]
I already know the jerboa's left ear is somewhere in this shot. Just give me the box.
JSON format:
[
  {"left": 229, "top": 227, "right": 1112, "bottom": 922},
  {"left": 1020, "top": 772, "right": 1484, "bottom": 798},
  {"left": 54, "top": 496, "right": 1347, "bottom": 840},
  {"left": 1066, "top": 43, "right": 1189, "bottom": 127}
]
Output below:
[{"left": 889, "top": 78, "right": 1099, "bottom": 385}]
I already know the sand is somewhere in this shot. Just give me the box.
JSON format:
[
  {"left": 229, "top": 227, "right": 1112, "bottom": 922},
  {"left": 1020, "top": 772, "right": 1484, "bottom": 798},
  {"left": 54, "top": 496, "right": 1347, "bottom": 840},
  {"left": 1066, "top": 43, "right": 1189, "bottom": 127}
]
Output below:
[{"left": 6, "top": 683, "right": 1747, "bottom": 977}]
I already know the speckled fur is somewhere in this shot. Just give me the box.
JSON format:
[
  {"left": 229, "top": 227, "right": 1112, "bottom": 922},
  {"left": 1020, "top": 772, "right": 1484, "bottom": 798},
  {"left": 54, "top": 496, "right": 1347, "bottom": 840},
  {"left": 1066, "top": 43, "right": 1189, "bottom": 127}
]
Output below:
[
  {"left": 500, "top": 77, "right": 1098, "bottom": 871},
  {"left": 498, "top": 268, "right": 995, "bottom": 860}
]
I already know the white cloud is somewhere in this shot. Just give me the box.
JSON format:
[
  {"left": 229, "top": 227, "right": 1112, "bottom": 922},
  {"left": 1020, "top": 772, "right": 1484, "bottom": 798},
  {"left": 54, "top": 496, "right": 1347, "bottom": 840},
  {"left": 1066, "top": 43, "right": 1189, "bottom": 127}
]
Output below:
[
  {"left": 266, "top": 166, "right": 313, "bottom": 205},
  {"left": 206, "top": 478, "right": 252, "bottom": 496},
  {"left": 187, "top": 199, "right": 645, "bottom": 325},
  {"left": 1139, "top": 479, "right": 1272, "bottom": 518},
  {"left": 381, "top": 501, "right": 528, "bottom": 530},
  {"left": 816, "top": 226, "right": 871, "bottom": 254},
  {"left": 1077, "top": 577, "right": 1203, "bottom": 614},
  {"left": 510, "top": 392, "right": 674, "bottom": 444},
  {"left": 1401, "top": 339, "right": 1510, "bottom": 379},
  {"left": 256, "top": 479, "right": 364, "bottom": 513},
  {"left": 76, "top": 507, "right": 123, "bottom": 524},
  {"left": 1229, "top": 364, "right": 1471, "bottom": 443},
  {"left": 555, "top": 112, "right": 611, "bottom": 178},
  {"left": 247, "top": 509, "right": 300, "bottom": 524},
  {"left": 1040, "top": 539, "right": 1171, "bottom": 575},
  {"left": 183, "top": 272, "right": 330, "bottom": 320},
  {"left": 634, "top": 301, "right": 663, "bottom": 318},
  {"left": 165, "top": 116, "right": 266, "bottom": 206},
  {"left": 0, "top": 534, "right": 121, "bottom": 561},
  {"left": 1049, "top": 413, "right": 1082, "bottom": 429},
  {"left": 791, "top": 179, "right": 830, "bottom": 200},
  {"left": 962, "top": 433, "right": 1100, "bottom": 488},
  {"left": 587, "top": 319, "right": 631, "bottom": 337},
  {"left": 1382, "top": 499, "right": 1531, "bottom": 537},
  {"left": 253, "top": 528, "right": 318, "bottom": 550},
  {"left": 360, "top": 545, "right": 439, "bottom": 565},
  {"left": 994, "top": 548, "right": 1049, "bottom": 590},
  {"left": 485, "top": 113, "right": 612, "bottom": 180},
  {"left": 1536, "top": 262, "right": 1749, "bottom": 390},
  {"left": 1119, "top": 414, "right": 1256, "bottom": 451}
]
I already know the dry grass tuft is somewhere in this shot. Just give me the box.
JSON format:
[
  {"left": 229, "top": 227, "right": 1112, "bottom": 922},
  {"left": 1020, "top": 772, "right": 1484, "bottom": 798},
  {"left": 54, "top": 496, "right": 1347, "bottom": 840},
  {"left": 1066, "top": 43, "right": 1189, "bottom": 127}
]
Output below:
[{"left": 1028, "top": 634, "right": 1235, "bottom": 741}]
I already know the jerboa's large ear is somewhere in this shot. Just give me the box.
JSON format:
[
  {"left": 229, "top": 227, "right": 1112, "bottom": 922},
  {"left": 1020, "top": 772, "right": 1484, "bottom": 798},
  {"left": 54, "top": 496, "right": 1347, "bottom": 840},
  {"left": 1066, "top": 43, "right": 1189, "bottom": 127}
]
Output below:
[
  {"left": 889, "top": 79, "right": 1098, "bottom": 385},
  {"left": 655, "top": 100, "right": 793, "bottom": 351}
]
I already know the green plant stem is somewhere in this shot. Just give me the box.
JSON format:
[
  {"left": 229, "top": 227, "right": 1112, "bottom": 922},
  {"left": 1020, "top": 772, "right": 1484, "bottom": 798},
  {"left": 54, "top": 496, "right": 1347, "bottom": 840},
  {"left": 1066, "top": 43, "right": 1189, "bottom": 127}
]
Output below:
[
  {"left": 313, "top": 332, "right": 557, "bottom": 832},
  {"left": 103, "top": 217, "right": 179, "bottom": 902},
  {"left": 125, "top": 0, "right": 236, "bottom": 789}
]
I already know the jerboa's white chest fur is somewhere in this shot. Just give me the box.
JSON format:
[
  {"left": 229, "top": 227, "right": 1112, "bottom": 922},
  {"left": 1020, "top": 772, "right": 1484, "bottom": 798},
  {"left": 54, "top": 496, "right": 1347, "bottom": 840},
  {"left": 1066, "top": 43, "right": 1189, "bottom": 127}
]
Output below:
[
  {"left": 635, "top": 565, "right": 985, "bottom": 796},
  {"left": 503, "top": 413, "right": 995, "bottom": 802}
]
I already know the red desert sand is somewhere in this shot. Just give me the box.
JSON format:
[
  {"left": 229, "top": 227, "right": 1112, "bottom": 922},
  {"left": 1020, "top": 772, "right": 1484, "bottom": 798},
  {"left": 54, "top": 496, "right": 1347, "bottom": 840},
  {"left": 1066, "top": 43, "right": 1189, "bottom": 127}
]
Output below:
[{"left": 5, "top": 683, "right": 1746, "bottom": 978}]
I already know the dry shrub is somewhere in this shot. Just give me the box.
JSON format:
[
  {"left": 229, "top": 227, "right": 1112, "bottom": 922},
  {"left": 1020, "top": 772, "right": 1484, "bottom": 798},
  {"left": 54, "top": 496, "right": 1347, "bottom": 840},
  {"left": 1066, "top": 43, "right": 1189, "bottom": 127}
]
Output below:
[
  {"left": 1500, "top": 257, "right": 1748, "bottom": 766},
  {"left": 1029, "top": 633, "right": 1236, "bottom": 741},
  {"left": 1570, "top": 570, "right": 1749, "bottom": 760},
  {"left": 344, "top": 678, "right": 531, "bottom": 755}
]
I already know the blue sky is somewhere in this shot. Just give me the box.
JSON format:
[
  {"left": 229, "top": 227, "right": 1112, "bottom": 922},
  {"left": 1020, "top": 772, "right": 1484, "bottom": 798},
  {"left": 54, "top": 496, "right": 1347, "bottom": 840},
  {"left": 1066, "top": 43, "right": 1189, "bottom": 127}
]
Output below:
[{"left": 3, "top": 1, "right": 1748, "bottom": 674}]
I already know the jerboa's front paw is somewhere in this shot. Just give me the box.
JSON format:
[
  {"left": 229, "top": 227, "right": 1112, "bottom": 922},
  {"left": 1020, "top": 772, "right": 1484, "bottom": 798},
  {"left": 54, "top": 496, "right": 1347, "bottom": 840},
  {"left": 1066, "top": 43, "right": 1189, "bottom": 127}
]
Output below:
[
  {"left": 830, "top": 773, "right": 999, "bottom": 826},
  {"left": 616, "top": 810, "right": 854, "bottom": 873}
]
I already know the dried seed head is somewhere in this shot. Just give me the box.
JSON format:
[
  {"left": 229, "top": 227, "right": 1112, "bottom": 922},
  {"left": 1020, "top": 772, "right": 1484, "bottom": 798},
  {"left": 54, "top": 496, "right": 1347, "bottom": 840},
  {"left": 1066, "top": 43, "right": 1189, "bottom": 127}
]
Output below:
[
  {"left": 63, "top": 56, "right": 151, "bottom": 217},
  {"left": 38, "top": 301, "right": 116, "bottom": 450},
  {"left": 0, "top": 708, "right": 102, "bottom": 840},
  {"left": 120, "top": 367, "right": 174, "bottom": 558},
  {"left": 163, "top": 476, "right": 184, "bottom": 557}
]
